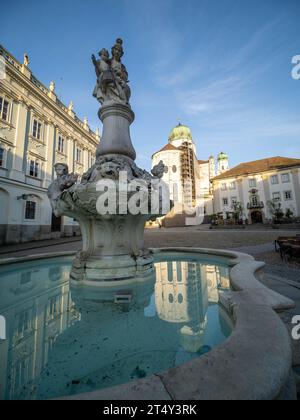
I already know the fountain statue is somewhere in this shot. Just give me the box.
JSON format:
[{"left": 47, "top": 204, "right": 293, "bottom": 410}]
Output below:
[{"left": 48, "top": 38, "right": 169, "bottom": 287}]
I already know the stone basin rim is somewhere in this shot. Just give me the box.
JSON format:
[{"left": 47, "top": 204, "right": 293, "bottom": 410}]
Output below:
[{"left": 0, "top": 247, "right": 296, "bottom": 400}]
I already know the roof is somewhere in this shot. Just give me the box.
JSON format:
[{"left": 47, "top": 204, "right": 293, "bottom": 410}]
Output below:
[
  {"left": 152, "top": 143, "right": 180, "bottom": 156},
  {"left": 198, "top": 160, "right": 209, "bottom": 165},
  {"left": 213, "top": 157, "right": 300, "bottom": 181},
  {"left": 169, "top": 123, "right": 193, "bottom": 143}
]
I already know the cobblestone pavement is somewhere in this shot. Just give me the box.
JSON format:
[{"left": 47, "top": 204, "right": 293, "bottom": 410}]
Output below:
[{"left": 0, "top": 226, "right": 300, "bottom": 258}]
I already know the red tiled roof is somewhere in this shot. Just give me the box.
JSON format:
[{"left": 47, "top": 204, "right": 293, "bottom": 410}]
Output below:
[
  {"left": 213, "top": 157, "right": 300, "bottom": 181},
  {"left": 153, "top": 143, "right": 180, "bottom": 155}
]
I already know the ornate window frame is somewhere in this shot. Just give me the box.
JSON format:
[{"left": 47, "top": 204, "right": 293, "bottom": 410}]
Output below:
[{"left": 0, "top": 94, "right": 13, "bottom": 124}]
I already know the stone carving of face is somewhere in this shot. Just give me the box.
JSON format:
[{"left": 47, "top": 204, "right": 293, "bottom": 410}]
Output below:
[
  {"left": 55, "top": 164, "right": 68, "bottom": 177},
  {"left": 99, "top": 49, "right": 109, "bottom": 62},
  {"left": 112, "top": 45, "right": 123, "bottom": 61},
  {"left": 100, "top": 161, "right": 121, "bottom": 179}
]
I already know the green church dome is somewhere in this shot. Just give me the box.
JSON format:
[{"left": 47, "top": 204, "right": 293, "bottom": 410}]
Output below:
[
  {"left": 218, "top": 152, "right": 228, "bottom": 161},
  {"left": 168, "top": 123, "right": 193, "bottom": 142}
]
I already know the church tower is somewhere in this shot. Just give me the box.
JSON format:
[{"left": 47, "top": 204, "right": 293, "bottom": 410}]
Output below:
[{"left": 217, "top": 152, "right": 229, "bottom": 175}]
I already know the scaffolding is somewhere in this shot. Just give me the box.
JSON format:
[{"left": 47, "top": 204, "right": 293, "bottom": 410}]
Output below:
[{"left": 179, "top": 141, "right": 196, "bottom": 208}]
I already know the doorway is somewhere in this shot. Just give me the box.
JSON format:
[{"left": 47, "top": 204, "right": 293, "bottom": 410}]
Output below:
[
  {"left": 51, "top": 213, "right": 62, "bottom": 232},
  {"left": 251, "top": 210, "right": 263, "bottom": 224}
]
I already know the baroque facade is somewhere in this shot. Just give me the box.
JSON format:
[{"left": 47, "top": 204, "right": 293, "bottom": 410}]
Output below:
[
  {"left": 0, "top": 46, "right": 99, "bottom": 244},
  {"left": 212, "top": 156, "right": 300, "bottom": 224},
  {"left": 152, "top": 124, "right": 300, "bottom": 225}
]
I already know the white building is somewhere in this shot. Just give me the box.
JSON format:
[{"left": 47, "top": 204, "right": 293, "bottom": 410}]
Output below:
[
  {"left": 0, "top": 46, "right": 99, "bottom": 244},
  {"left": 152, "top": 123, "right": 217, "bottom": 226},
  {"left": 212, "top": 156, "right": 300, "bottom": 223}
]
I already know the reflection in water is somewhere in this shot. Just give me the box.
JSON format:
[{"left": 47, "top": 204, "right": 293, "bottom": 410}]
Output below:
[
  {"left": 0, "top": 260, "right": 79, "bottom": 400},
  {"left": 0, "top": 255, "right": 231, "bottom": 400},
  {"left": 155, "top": 259, "right": 230, "bottom": 353}
]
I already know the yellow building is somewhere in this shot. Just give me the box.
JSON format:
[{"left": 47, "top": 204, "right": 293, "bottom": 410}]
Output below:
[{"left": 0, "top": 46, "right": 100, "bottom": 244}]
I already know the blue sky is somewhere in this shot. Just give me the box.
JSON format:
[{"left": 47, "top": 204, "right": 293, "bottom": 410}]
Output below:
[{"left": 1, "top": 0, "right": 300, "bottom": 170}]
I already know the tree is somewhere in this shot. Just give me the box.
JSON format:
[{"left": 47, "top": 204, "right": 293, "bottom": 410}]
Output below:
[
  {"left": 285, "top": 208, "right": 294, "bottom": 219},
  {"left": 267, "top": 200, "right": 284, "bottom": 223},
  {"left": 231, "top": 202, "right": 244, "bottom": 223}
]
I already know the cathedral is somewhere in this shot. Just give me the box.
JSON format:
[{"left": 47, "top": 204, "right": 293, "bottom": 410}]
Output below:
[
  {"left": 152, "top": 123, "right": 300, "bottom": 226},
  {"left": 152, "top": 123, "right": 229, "bottom": 226}
]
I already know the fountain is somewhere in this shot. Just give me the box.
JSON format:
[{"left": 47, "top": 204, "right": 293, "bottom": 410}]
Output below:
[
  {"left": 0, "top": 39, "right": 296, "bottom": 400},
  {"left": 47, "top": 38, "right": 168, "bottom": 287}
]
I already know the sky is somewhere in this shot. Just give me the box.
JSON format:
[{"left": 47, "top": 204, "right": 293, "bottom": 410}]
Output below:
[{"left": 1, "top": 0, "right": 300, "bottom": 170}]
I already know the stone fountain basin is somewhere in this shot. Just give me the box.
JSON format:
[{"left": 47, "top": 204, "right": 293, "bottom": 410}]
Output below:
[{"left": 0, "top": 248, "right": 296, "bottom": 400}]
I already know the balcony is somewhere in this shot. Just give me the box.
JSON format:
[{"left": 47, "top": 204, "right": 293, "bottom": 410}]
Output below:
[{"left": 247, "top": 201, "right": 264, "bottom": 210}]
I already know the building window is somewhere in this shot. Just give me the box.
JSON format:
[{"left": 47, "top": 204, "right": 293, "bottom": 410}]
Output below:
[
  {"left": 57, "top": 135, "right": 65, "bottom": 153},
  {"left": 90, "top": 156, "right": 95, "bottom": 167},
  {"left": 48, "top": 296, "right": 60, "bottom": 321},
  {"left": 272, "top": 192, "right": 281, "bottom": 202},
  {"left": 172, "top": 165, "right": 177, "bottom": 173},
  {"left": 17, "top": 309, "right": 32, "bottom": 338},
  {"left": 249, "top": 179, "right": 256, "bottom": 188},
  {"left": 230, "top": 182, "right": 236, "bottom": 190},
  {"left": 281, "top": 173, "right": 290, "bottom": 184},
  {"left": 271, "top": 175, "right": 279, "bottom": 185},
  {"left": 76, "top": 148, "right": 82, "bottom": 163},
  {"left": 284, "top": 191, "right": 293, "bottom": 201},
  {"left": 178, "top": 293, "right": 183, "bottom": 304},
  {"left": 231, "top": 197, "right": 238, "bottom": 205},
  {"left": 221, "top": 183, "right": 227, "bottom": 191},
  {"left": 251, "top": 196, "right": 258, "bottom": 207},
  {"left": 25, "top": 201, "right": 36, "bottom": 220},
  {"left": 0, "top": 97, "right": 10, "bottom": 122},
  {"left": 0, "top": 147, "right": 5, "bottom": 167},
  {"left": 29, "top": 160, "right": 39, "bottom": 178},
  {"left": 164, "top": 166, "right": 168, "bottom": 174},
  {"left": 32, "top": 119, "right": 42, "bottom": 140},
  {"left": 223, "top": 198, "right": 228, "bottom": 206}
]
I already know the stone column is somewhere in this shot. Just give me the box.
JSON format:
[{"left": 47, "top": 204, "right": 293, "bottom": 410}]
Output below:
[
  {"left": 43, "top": 122, "right": 55, "bottom": 188},
  {"left": 213, "top": 182, "right": 221, "bottom": 214},
  {"left": 98, "top": 104, "right": 136, "bottom": 160},
  {"left": 9, "top": 100, "right": 29, "bottom": 182},
  {"left": 237, "top": 178, "right": 245, "bottom": 204}
]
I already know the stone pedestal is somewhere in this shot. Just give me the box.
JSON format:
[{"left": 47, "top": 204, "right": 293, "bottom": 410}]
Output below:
[
  {"left": 97, "top": 104, "right": 136, "bottom": 161},
  {"left": 70, "top": 213, "right": 154, "bottom": 284}
]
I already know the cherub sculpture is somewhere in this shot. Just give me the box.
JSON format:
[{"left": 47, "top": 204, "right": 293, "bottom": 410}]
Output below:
[
  {"left": 92, "top": 38, "right": 131, "bottom": 106},
  {"left": 47, "top": 163, "right": 78, "bottom": 215}
]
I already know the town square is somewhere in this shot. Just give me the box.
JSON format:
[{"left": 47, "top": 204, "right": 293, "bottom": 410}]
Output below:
[{"left": 0, "top": 0, "right": 300, "bottom": 403}]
